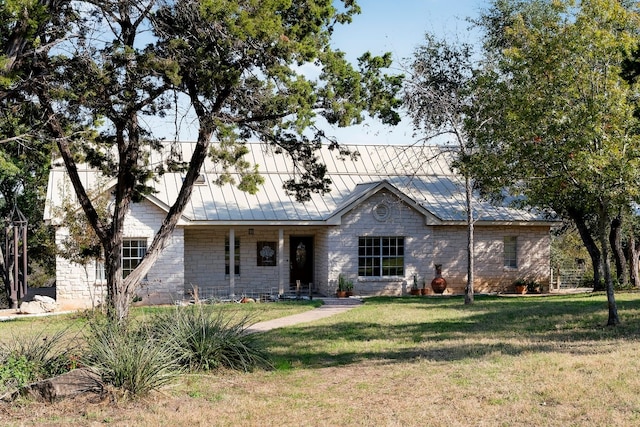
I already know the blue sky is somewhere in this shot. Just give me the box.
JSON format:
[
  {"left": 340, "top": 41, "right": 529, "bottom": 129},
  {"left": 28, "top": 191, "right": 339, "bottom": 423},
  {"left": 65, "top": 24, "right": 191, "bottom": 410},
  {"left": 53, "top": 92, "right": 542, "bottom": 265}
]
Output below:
[
  {"left": 327, "top": 0, "right": 490, "bottom": 145},
  {"left": 150, "top": 1, "right": 490, "bottom": 145}
]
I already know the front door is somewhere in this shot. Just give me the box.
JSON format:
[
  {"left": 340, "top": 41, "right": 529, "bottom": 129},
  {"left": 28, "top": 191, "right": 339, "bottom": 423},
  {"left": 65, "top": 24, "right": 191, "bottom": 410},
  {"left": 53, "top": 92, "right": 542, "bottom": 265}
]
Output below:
[{"left": 290, "top": 236, "right": 313, "bottom": 290}]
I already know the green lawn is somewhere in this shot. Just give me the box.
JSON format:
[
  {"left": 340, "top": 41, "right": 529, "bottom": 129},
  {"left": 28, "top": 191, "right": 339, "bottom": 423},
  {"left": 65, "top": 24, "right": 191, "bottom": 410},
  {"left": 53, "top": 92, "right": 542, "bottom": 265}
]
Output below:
[
  {"left": 2, "top": 293, "right": 640, "bottom": 426},
  {"left": 264, "top": 293, "right": 640, "bottom": 369}
]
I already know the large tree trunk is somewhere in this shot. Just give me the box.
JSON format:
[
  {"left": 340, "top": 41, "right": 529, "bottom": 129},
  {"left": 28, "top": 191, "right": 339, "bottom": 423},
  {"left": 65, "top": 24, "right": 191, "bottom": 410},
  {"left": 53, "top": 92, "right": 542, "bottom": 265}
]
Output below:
[
  {"left": 113, "top": 125, "right": 216, "bottom": 322},
  {"left": 628, "top": 234, "right": 640, "bottom": 288},
  {"left": 598, "top": 204, "right": 619, "bottom": 326},
  {"left": 609, "top": 214, "right": 627, "bottom": 286},
  {"left": 567, "top": 207, "right": 602, "bottom": 290},
  {"left": 464, "top": 174, "right": 474, "bottom": 305},
  {"left": 104, "top": 237, "right": 127, "bottom": 322}
]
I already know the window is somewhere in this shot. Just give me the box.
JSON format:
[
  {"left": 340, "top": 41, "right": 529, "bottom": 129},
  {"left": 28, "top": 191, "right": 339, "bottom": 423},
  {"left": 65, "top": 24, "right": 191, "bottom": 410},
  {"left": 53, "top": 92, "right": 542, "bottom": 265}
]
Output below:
[
  {"left": 504, "top": 236, "right": 517, "bottom": 268},
  {"left": 225, "top": 237, "right": 240, "bottom": 275},
  {"left": 358, "top": 237, "right": 404, "bottom": 277},
  {"left": 95, "top": 260, "right": 105, "bottom": 282},
  {"left": 122, "top": 239, "right": 147, "bottom": 278}
]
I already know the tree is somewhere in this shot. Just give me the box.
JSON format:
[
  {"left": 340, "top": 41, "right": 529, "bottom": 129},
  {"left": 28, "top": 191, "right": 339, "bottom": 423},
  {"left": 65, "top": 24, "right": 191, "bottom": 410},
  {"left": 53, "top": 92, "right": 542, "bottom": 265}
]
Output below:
[
  {"left": 0, "top": 0, "right": 74, "bottom": 306},
  {"left": 403, "top": 34, "right": 482, "bottom": 304},
  {"left": 9, "top": 0, "right": 402, "bottom": 322},
  {"left": 469, "top": 0, "right": 640, "bottom": 325}
]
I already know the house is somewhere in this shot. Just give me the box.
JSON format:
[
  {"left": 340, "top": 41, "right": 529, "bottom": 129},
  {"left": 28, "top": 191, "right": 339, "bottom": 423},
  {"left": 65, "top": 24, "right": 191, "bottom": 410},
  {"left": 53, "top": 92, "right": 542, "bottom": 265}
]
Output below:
[{"left": 44, "top": 143, "right": 555, "bottom": 307}]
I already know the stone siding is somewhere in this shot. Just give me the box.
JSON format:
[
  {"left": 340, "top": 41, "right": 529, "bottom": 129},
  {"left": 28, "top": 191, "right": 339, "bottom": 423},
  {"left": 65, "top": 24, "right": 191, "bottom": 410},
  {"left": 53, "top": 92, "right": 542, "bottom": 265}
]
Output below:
[
  {"left": 54, "top": 192, "right": 551, "bottom": 305},
  {"left": 325, "top": 190, "right": 551, "bottom": 296},
  {"left": 55, "top": 200, "right": 184, "bottom": 308},
  {"left": 433, "top": 225, "right": 551, "bottom": 294},
  {"left": 184, "top": 226, "right": 327, "bottom": 299}
]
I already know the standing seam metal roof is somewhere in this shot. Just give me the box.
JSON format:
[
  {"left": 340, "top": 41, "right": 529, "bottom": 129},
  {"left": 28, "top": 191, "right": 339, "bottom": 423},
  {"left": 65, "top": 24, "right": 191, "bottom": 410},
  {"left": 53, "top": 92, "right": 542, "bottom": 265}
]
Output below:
[{"left": 44, "top": 143, "right": 551, "bottom": 225}]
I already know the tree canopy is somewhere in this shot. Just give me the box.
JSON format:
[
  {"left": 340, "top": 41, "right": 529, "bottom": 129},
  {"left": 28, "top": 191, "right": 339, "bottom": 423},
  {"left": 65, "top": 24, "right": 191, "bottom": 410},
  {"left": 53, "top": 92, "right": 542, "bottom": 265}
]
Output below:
[
  {"left": 1, "top": 0, "right": 402, "bottom": 321},
  {"left": 469, "top": 0, "right": 640, "bottom": 325},
  {"left": 0, "top": 0, "right": 75, "bottom": 303}
]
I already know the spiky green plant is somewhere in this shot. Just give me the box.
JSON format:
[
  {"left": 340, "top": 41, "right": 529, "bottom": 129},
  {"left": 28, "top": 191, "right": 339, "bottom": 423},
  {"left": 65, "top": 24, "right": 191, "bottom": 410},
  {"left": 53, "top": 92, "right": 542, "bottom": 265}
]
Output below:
[
  {"left": 150, "top": 305, "right": 271, "bottom": 372},
  {"left": 82, "top": 320, "right": 181, "bottom": 397}
]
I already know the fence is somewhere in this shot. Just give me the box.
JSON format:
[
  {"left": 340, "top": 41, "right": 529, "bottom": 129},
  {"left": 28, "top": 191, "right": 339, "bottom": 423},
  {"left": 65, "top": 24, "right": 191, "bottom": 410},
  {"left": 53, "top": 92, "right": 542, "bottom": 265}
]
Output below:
[
  {"left": 550, "top": 268, "right": 589, "bottom": 290},
  {"left": 185, "top": 283, "right": 313, "bottom": 303}
]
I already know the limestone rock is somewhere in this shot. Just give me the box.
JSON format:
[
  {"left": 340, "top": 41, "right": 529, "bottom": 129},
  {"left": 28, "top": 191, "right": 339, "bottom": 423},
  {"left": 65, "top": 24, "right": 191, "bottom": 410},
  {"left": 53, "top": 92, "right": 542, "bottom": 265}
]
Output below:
[
  {"left": 19, "top": 295, "right": 58, "bottom": 314},
  {"left": 18, "top": 301, "right": 47, "bottom": 314},
  {"left": 19, "top": 368, "right": 104, "bottom": 402},
  {"left": 34, "top": 295, "right": 58, "bottom": 312}
]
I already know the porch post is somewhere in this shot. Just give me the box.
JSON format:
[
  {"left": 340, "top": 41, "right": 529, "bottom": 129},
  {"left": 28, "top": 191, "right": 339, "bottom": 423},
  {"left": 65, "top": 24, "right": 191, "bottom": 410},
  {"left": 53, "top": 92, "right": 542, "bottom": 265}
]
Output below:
[
  {"left": 229, "top": 228, "right": 235, "bottom": 298},
  {"left": 278, "top": 229, "right": 284, "bottom": 295}
]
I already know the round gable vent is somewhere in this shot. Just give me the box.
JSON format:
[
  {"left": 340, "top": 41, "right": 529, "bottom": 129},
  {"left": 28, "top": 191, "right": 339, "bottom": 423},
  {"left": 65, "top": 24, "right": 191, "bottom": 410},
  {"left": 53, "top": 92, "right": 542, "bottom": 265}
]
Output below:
[{"left": 373, "top": 202, "right": 391, "bottom": 222}]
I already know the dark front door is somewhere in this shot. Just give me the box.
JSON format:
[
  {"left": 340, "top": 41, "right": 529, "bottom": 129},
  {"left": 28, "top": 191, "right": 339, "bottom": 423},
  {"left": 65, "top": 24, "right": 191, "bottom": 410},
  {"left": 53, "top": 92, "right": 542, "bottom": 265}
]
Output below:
[{"left": 290, "top": 236, "right": 313, "bottom": 289}]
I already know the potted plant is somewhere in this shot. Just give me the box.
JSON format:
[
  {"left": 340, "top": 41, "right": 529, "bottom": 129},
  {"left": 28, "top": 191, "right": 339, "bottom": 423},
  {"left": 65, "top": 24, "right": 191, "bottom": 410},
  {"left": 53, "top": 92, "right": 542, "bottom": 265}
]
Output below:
[
  {"left": 527, "top": 279, "right": 541, "bottom": 294},
  {"left": 420, "top": 278, "right": 428, "bottom": 295},
  {"left": 344, "top": 277, "right": 354, "bottom": 297},
  {"left": 513, "top": 278, "right": 528, "bottom": 294},
  {"left": 410, "top": 275, "right": 421, "bottom": 295},
  {"left": 337, "top": 274, "right": 350, "bottom": 297}
]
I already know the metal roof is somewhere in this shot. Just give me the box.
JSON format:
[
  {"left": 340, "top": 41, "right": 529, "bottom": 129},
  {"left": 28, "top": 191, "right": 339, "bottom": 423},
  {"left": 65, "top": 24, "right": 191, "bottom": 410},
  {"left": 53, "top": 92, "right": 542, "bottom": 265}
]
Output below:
[{"left": 45, "top": 143, "right": 553, "bottom": 225}]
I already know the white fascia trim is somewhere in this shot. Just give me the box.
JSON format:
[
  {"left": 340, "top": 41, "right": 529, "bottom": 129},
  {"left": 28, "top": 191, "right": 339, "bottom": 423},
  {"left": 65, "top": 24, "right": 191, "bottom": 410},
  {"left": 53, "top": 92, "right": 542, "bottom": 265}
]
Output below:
[
  {"left": 183, "top": 220, "right": 328, "bottom": 227},
  {"left": 143, "top": 194, "right": 192, "bottom": 224},
  {"left": 433, "top": 220, "right": 559, "bottom": 227}
]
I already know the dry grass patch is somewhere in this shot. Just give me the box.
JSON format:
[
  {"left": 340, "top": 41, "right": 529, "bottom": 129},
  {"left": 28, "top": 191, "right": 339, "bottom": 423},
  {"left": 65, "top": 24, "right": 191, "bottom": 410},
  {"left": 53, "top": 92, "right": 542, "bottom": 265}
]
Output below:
[{"left": 2, "top": 294, "right": 640, "bottom": 426}]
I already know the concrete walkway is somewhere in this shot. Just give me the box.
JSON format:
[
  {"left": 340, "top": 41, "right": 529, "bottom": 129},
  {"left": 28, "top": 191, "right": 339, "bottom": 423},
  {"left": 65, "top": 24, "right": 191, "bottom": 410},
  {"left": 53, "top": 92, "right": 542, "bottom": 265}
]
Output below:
[
  {"left": 0, "top": 297, "right": 364, "bottom": 326},
  {"left": 245, "top": 297, "right": 363, "bottom": 334}
]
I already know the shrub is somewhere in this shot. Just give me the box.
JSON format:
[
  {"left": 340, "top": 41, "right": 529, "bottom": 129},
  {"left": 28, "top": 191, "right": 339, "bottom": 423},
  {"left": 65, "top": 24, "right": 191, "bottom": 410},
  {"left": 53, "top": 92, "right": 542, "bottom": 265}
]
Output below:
[
  {"left": 0, "top": 355, "right": 37, "bottom": 390},
  {"left": 149, "top": 305, "right": 272, "bottom": 372},
  {"left": 82, "top": 320, "right": 181, "bottom": 397},
  {"left": 0, "top": 328, "right": 75, "bottom": 392}
]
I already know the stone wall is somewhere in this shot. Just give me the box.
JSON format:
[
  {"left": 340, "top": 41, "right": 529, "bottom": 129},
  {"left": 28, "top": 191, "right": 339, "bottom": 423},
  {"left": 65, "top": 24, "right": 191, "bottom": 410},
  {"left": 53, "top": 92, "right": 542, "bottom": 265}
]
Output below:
[
  {"left": 54, "top": 200, "right": 184, "bottom": 308},
  {"left": 325, "top": 190, "right": 551, "bottom": 296},
  {"left": 184, "top": 226, "right": 327, "bottom": 298},
  {"left": 433, "top": 225, "right": 551, "bottom": 294},
  {"left": 327, "top": 190, "right": 432, "bottom": 296},
  {"left": 54, "top": 192, "right": 552, "bottom": 305}
]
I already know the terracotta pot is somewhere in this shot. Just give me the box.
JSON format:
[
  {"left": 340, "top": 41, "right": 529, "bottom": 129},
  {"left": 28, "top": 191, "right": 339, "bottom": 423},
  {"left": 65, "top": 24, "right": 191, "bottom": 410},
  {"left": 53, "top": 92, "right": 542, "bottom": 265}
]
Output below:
[
  {"left": 410, "top": 289, "right": 421, "bottom": 296},
  {"left": 515, "top": 285, "right": 527, "bottom": 294},
  {"left": 431, "top": 277, "right": 447, "bottom": 294},
  {"left": 420, "top": 288, "right": 428, "bottom": 295},
  {"left": 336, "top": 290, "right": 347, "bottom": 298}
]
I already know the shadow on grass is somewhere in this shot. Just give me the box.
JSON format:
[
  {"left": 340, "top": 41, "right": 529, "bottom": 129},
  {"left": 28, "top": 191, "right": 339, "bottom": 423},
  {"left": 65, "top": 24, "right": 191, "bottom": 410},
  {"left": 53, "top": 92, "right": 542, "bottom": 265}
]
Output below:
[{"left": 260, "top": 293, "right": 640, "bottom": 369}]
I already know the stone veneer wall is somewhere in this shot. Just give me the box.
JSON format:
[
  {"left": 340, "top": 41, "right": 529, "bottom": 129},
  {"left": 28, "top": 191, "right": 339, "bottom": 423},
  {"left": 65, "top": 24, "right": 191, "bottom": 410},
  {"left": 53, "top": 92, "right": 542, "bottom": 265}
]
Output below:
[
  {"left": 54, "top": 200, "right": 184, "bottom": 308},
  {"left": 432, "top": 225, "right": 551, "bottom": 294},
  {"left": 326, "top": 191, "right": 432, "bottom": 296},
  {"left": 54, "top": 191, "right": 551, "bottom": 305},
  {"left": 325, "top": 190, "right": 551, "bottom": 296},
  {"left": 184, "top": 226, "right": 327, "bottom": 298}
]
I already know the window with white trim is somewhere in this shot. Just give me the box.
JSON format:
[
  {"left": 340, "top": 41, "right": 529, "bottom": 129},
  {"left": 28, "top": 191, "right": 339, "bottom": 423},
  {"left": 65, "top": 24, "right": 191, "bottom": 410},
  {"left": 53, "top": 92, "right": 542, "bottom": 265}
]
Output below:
[
  {"left": 122, "top": 239, "right": 147, "bottom": 278},
  {"left": 358, "top": 237, "right": 404, "bottom": 277},
  {"left": 95, "top": 260, "right": 106, "bottom": 282},
  {"left": 504, "top": 236, "right": 517, "bottom": 268},
  {"left": 225, "top": 237, "right": 240, "bottom": 275}
]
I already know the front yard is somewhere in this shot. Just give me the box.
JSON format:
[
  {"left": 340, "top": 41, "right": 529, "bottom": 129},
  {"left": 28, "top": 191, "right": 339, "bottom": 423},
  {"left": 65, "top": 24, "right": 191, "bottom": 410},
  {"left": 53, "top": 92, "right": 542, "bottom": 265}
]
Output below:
[{"left": 2, "top": 293, "right": 640, "bottom": 426}]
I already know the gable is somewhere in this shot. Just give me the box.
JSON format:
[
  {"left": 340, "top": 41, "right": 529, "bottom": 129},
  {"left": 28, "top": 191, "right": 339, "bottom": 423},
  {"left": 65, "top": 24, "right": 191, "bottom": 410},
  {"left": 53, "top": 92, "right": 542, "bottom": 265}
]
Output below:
[{"left": 326, "top": 180, "right": 440, "bottom": 225}]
